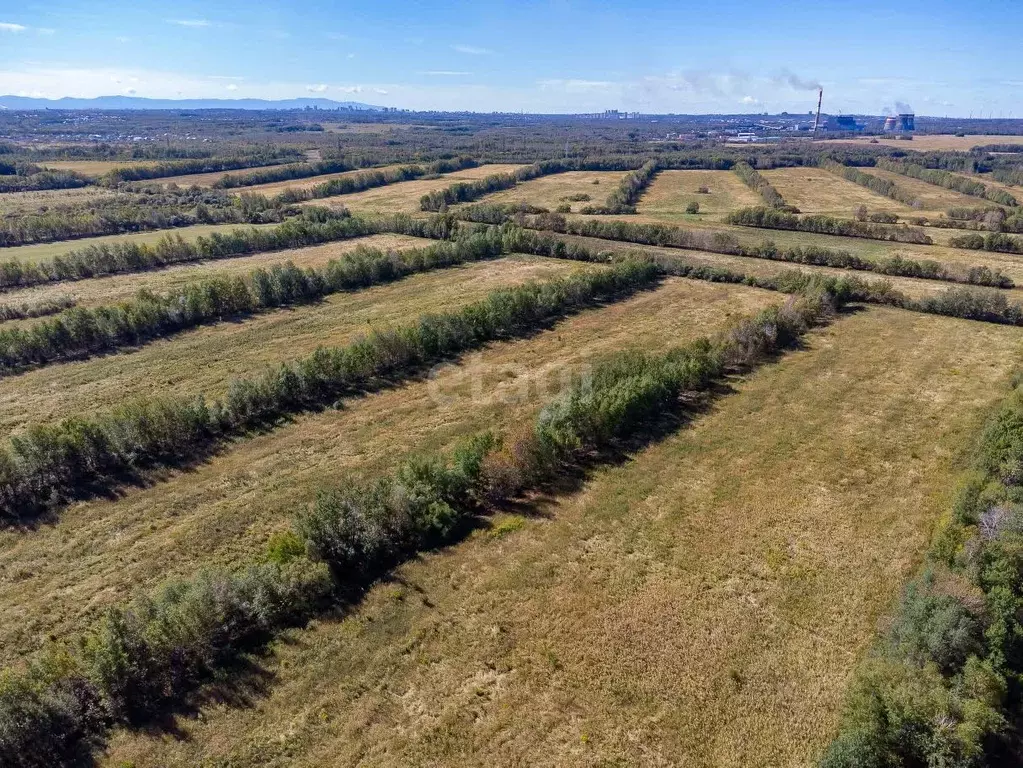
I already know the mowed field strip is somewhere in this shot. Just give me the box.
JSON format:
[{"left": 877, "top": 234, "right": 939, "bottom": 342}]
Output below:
[
  {"left": 101, "top": 304, "right": 1023, "bottom": 768},
  {"left": 0, "top": 233, "right": 428, "bottom": 310},
  {"left": 636, "top": 169, "right": 763, "bottom": 223},
  {"left": 859, "top": 166, "right": 990, "bottom": 215},
  {"left": 311, "top": 164, "right": 526, "bottom": 213},
  {"left": 463, "top": 170, "right": 628, "bottom": 212},
  {"left": 823, "top": 134, "right": 1023, "bottom": 151},
  {"left": 0, "top": 275, "right": 769, "bottom": 663}
]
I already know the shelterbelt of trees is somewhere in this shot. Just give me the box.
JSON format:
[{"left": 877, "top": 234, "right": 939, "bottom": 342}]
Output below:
[
  {"left": 0, "top": 278, "right": 849, "bottom": 767},
  {"left": 875, "top": 157, "right": 1018, "bottom": 207},
  {"left": 453, "top": 204, "right": 1009, "bottom": 288},
  {"left": 580, "top": 159, "right": 660, "bottom": 214}
]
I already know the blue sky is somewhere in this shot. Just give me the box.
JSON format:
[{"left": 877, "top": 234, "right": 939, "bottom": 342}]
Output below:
[{"left": 0, "top": 0, "right": 1019, "bottom": 115}]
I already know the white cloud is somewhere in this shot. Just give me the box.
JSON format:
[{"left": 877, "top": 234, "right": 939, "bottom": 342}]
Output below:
[
  {"left": 115, "top": 35, "right": 130, "bottom": 43},
  {"left": 741, "top": 95, "right": 761, "bottom": 105},
  {"left": 453, "top": 44, "right": 493, "bottom": 55},
  {"left": 306, "top": 84, "right": 329, "bottom": 93},
  {"left": 124, "top": 88, "right": 136, "bottom": 95},
  {"left": 0, "top": 22, "right": 26, "bottom": 32},
  {"left": 539, "top": 79, "right": 615, "bottom": 92},
  {"left": 37, "top": 27, "right": 56, "bottom": 35},
  {"left": 168, "top": 19, "right": 210, "bottom": 27},
  {"left": 374, "top": 88, "right": 389, "bottom": 95},
  {"left": 421, "top": 71, "right": 472, "bottom": 76},
  {"left": 226, "top": 83, "right": 238, "bottom": 91},
  {"left": 338, "top": 85, "right": 362, "bottom": 93}
]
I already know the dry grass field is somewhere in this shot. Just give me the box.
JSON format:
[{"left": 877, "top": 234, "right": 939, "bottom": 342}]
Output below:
[
  {"left": 100, "top": 303, "right": 1022, "bottom": 768},
  {"left": 636, "top": 169, "right": 763, "bottom": 222},
  {"left": 463, "top": 170, "right": 627, "bottom": 212},
  {"left": 823, "top": 134, "right": 1023, "bottom": 151},
  {"left": 762, "top": 167, "right": 919, "bottom": 218},
  {"left": 0, "top": 185, "right": 117, "bottom": 215},
  {"left": 0, "top": 254, "right": 598, "bottom": 663},
  {"left": 312, "top": 164, "right": 526, "bottom": 214},
  {"left": 0, "top": 233, "right": 430, "bottom": 310}
]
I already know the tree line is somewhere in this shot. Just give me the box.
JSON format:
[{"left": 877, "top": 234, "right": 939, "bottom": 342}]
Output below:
[
  {"left": 100, "top": 152, "right": 303, "bottom": 186},
  {"left": 0, "top": 187, "right": 286, "bottom": 247},
  {"left": 0, "top": 230, "right": 509, "bottom": 374},
  {"left": 725, "top": 205, "right": 933, "bottom": 244},
  {"left": 0, "top": 259, "right": 658, "bottom": 523},
  {"left": 820, "top": 159, "right": 920, "bottom": 207},
  {"left": 732, "top": 161, "right": 791, "bottom": 210},
  {"left": 875, "top": 157, "right": 1018, "bottom": 207},
  {"left": 0, "top": 164, "right": 91, "bottom": 193},
  {"left": 0, "top": 208, "right": 374, "bottom": 290},
  {"left": 949, "top": 231, "right": 1023, "bottom": 254},
  {"left": 452, "top": 206, "right": 1008, "bottom": 288},
  {"left": 496, "top": 224, "right": 1023, "bottom": 326},
  {"left": 0, "top": 284, "right": 846, "bottom": 767},
  {"left": 579, "top": 159, "right": 660, "bottom": 214}
]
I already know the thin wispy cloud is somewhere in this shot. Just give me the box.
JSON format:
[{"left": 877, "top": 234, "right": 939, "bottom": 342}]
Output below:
[
  {"left": 0, "top": 22, "right": 27, "bottom": 32},
  {"left": 168, "top": 19, "right": 211, "bottom": 28},
  {"left": 306, "top": 84, "right": 329, "bottom": 93},
  {"left": 421, "top": 70, "right": 472, "bottom": 76},
  {"left": 453, "top": 44, "right": 493, "bottom": 55}
]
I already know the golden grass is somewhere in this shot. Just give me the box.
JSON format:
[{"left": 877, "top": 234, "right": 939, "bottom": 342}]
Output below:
[
  {"left": 636, "top": 169, "right": 763, "bottom": 222},
  {"left": 823, "top": 135, "right": 1023, "bottom": 151},
  {"left": 0, "top": 234, "right": 432, "bottom": 311},
  {"left": 309, "top": 165, "right": 526, "bottom": 214},
  {"left": 0, "top": 276, "right": 771, "bottom": 665},
  {"left": 0, "top": 221, "right": 279, "bottom": 264},
  {"left": 224, "top": 164, "right": 412, "bottom": 196},
  {"left": 463, "top": 171, "right": 628, "bottom": 212},
  {"left": 763, "top": 167, "right": 918, "bottom": 218},
  {"left": 100, "top": 304, "right": 1023, "bottom": 768}
]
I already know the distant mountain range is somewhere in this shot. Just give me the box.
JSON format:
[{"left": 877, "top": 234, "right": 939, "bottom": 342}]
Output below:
[{"left": 0, "top": 95, "right": 385, "bottom": 111}]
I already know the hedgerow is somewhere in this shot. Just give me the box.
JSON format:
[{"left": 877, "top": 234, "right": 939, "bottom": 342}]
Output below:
[
  {"left": 725, "top": 205, "right": 934, "bottom": 245},
  {"left": 580, "top": 159, "right": 659, "bottom": 214},
  {"left": 0, "top": 285, "right": 843, "bottom": 767},
  {"left": 820, "top": 159, "right": 920, "bottom": 207},
  {"left": 876, "top": 158, "right": 1018, "bottom": 207},
  {"left": 0, "top": 230, "right": 508, "bottom": 373},
  {"left": 0, "top": 260, "right": 658, "bottom": 522},
  {"left": 732, "top": 161, "right": 791, "bottom": 210}
]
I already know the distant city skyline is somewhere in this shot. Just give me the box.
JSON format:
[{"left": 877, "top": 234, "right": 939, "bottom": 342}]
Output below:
[{"left": 0, "top": 0, "right": 1019, "bottom": 117}]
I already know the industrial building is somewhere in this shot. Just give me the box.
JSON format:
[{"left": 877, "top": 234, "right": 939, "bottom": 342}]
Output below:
[{"left": 883, "top": 113, "right": 915, "bottom": 132}]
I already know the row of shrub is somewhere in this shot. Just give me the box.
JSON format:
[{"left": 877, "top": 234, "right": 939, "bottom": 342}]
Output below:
[
  {"left": 502, "top": 224, "right": 1023, "bottom": 316},
  {"left": 0, "top": 169, "right": 91, "bottom": 193},
  {"left": 273, "top": 157, "right": 478, "bottom": 205},
  {"left": 0, "top": 259, "right": 659, "bottom": 522},
  {"left": 820, "top": 159, "right": 920, "bottom": 207},
  {"left": 0, "top": 284, "right": 844, "bottom": 766},
  {"left": 452, "top": 208, "right": 1007, "bottom": 288},
  {"left": 732, "top": 161, "right": 790, "bottom": 210},
  {"left": 211, "top": 158, "right": 357, "bottom": 189},
  {"left": 725, "top": 205, "right": 934, "bottom": 244},
  {"left": 991, "top": 166, "right": 1023, "bottom": 187},
  {"left": 0, "top": 207, "right": 377, "bottom": 290},
  {"left": 0, "top": 231, "right": 509, "bottom": 373},
  {"left": 101, "top": 151, "right": 304, "bottom": 186},
  {"left": 579, "top": 159, "right": 659, "bottom": 214},
  {"left": 819, "top": 379, "right": 1023, "bottom": 767},
  {"left": 0, "top": 187, "right": 286, "bottom": 247},
  {"left": 949, "top": 231, "right": 1023, "bottom": 255},
  {"left": 876, "top": 158, "right": 1019, "bottom": 207}
]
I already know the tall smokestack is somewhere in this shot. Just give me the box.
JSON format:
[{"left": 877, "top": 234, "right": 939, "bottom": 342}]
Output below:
[{"left": 812, "top": 88, "right": 823, "bottom": 137}]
